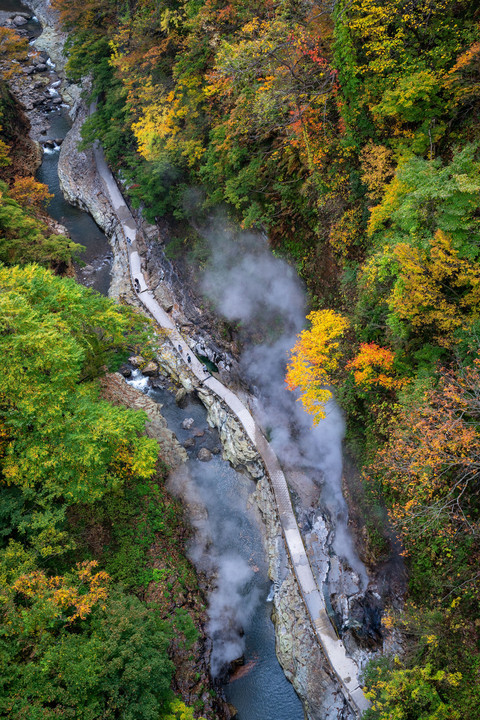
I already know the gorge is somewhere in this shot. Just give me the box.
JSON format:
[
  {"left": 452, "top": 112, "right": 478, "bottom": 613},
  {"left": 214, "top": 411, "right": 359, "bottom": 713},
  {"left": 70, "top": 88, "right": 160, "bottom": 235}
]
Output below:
[
  {"left": 6, "top": 0, "right": 476, "bottom": 718},
  {"left": 1, "top": 0, "right": 380, "bottom": 717}
]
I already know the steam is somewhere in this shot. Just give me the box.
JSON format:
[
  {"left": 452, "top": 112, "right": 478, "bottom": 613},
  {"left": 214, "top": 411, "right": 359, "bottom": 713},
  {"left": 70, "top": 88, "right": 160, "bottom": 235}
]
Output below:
[
  {"left": 168, "top": 460, "right": 262, "bottom": 677},
  {"left": 201, "top": 223, "right": 368, "bottom": 588}
]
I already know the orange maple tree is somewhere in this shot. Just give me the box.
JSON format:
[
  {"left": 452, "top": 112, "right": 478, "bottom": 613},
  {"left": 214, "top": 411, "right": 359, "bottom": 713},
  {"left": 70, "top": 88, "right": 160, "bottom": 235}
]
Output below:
[
  {"left": 13, "top": 560, "right": 110, "bottom": 626},
  {"left": 347, "top": 342, "right": 405, "bottom": 391}
]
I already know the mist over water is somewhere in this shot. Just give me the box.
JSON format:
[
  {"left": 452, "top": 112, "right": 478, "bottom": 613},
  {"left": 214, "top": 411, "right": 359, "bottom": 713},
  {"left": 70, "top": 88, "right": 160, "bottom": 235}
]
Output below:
[
  {"left": 201, "top": 221, "right": 368, "bottom": 588},
  {"left": 169, "top": 459, "right": 263, "bottom": 678}
]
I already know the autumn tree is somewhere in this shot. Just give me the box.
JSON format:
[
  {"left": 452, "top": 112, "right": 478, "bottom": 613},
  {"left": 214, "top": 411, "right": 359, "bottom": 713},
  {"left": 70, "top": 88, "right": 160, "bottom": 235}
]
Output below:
[
  {"left": 364, "top": 662, "right": 462, "bottom": 720},
  {"left": 286, "top": 309, "right": 349, "bottom": 422},
  {"left": 346, "top": 342, "right": 405, "bottom": 392},
  {"left": 0, "top": 580, "right": 175, "bottom": 720},
  {"left": 0, "top": 27, "right": 28, "bottom": 79},
  {"left": 368, "top": 360, "right": 480, "bottom": 601},
  {"left": 0, "top": 180, "right": 83, "bottom": 270}
]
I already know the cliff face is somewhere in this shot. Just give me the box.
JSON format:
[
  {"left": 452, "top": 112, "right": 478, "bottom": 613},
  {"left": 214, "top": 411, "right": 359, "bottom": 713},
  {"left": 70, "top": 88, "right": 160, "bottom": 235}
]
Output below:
[{"left": 0, "top": 82, "right": 41, "bottom": 179}]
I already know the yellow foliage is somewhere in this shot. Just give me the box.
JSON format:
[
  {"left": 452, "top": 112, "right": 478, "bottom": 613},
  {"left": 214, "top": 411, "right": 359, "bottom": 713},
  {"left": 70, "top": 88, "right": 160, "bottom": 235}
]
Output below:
[
  {"left": 132, "top": 76, "right": 205, "bottom": 165},
  {"left": 368, "top": 175, "right": 410, "bottom": 236},
  {"left": 328, "top": 206, "right": 363, "bottom": 258},
  {"left": 286, "top": 309, "right": 349, "bottom": 423},
  {"left": 390, "top": 230, "right": 480, "bottom": 345},
  {"left": 360, "top": 141, "right": 394, "bottom": 201},
  {"left": 164, "top": 699, "right": 206, "bottom": 720}
]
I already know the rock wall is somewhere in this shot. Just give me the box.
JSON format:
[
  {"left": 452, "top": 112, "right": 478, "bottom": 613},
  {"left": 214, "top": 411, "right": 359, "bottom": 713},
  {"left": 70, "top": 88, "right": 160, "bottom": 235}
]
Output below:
[
  {"left": 57, "top": 105, "right": 133, "bottom": 301},
  {"left": 99, "top": 372, "right": 187, "bottom": 469}
]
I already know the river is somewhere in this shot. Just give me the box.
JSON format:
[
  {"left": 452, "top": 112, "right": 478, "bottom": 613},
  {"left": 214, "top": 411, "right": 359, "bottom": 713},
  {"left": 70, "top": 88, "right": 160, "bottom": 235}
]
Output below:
[
  {"left": 36, "top": 110, "right": 112, "bottom": 295},
  {"left": 6, "top": 4, "right": 305, "bottom": 718}
]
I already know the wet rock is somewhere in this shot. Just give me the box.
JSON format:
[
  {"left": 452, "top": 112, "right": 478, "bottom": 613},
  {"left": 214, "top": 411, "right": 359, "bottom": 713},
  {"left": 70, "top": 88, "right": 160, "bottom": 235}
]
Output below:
[
  {"left": 182, "top": 417, "right": 195, "bottom": 430},
  {"left": 13, "top": 15, "right": 29, "bottom": 25},
  {"left": 142, "top": 361, "right": 158, "bottom": 376},
  {"left": 118, "top": 364, "right": 132, "bottom": 378},
  {"left": 183, "top": 437, "right": 195, "bottom": 449},
  {"left": 212, "top": 446, "right": 221, "bottom": 454},
  {"left": 35, "top": 63, "right": 48, "bottom": 72},
  {"left": 175, "top": 387, "right": 188, "bottom": 406},
  {"left": 198, "top": 448, "right": 212, "bottom": 462},
  {"left": 192, "top": 428, "right": 205, "bottom": 437},
  {"left": 129, "top": 355, "right": 145, "bottom": 367},
  {"left": 345, "top": 591, "right": 383, "bottom": 649},
  {"left": 52, "top": 96, "right": 62, "bottom": 104},
  {"left": 54, "top": 137, "right": 63, "bottom": 145},
  {"left": 43, "top": 139, "right": 55, "bottom": 148},
  {"left": 150, "top": 376, "right": 166, "bottom": 389}
]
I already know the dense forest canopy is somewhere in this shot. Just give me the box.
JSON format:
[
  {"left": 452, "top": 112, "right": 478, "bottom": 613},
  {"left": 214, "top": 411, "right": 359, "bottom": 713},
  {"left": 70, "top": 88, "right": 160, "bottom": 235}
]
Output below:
[{"left": 1, "top": 0, "right": 480, "bottom": 716}]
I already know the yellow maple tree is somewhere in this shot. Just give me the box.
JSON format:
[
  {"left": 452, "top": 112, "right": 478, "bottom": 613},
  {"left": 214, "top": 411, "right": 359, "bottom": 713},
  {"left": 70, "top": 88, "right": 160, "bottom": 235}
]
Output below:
[{"left": 286, "top": 309, "right": 349, "bottom": 422}]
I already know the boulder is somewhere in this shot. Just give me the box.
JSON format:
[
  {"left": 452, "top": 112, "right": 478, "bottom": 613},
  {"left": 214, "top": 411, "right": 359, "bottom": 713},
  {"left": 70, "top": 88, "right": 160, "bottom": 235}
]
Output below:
[
  {"left": 129, "top": 355, "right": 145, "bottom": 367},
  {"left": 175, "top": 387, "right": 188, "bottom": 406},
  {"left": 182, "top": 417, "right": 195, "bottom": 430},
  {"left": 13, "top": 15, "right": 28, "bottom": 26},
  {"left": 118, "top": 364, "right": 132, "bottom": 378},
  {"left": 142, "top": 361, "right": 158, "bottom": 376},
  {"left": 198, "top": 447, "right": 212, "bottom": 462}
]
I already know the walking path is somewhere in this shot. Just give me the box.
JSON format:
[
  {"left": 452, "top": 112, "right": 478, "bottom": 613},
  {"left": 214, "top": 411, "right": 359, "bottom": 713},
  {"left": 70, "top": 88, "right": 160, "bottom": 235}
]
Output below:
[{"left": 93, "top": 142, "right": 370, "bottom": 717}]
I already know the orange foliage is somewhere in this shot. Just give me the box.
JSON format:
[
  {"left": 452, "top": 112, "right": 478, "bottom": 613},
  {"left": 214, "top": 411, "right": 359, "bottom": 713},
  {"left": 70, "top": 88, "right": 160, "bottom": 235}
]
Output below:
[
  {"left": 13, "top": 561, "right": 110, "bottom": 624},
  {"left": 0, "top": 27, "right": 28, "bottom": 78},
  {"left": 369, "top": 361, "right": 480, "bottom": 542},
  {"left": 347, "top": 342, "right": 405, "bottom": 391},
  {"left": 51, "top": 0, "right": 114, "bottom": 31},
  {"left": 444, "top": 36, "right": 480, "bottom": 105},
  {"left": 10, "top": 177, "right": 53, "bottom": 211}
]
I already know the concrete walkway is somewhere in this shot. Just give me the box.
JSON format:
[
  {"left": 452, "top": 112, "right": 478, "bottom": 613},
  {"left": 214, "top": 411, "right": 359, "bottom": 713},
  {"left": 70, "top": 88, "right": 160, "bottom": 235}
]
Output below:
[{"left": 93, "top": 142, "right": 370, "bottom": 717}]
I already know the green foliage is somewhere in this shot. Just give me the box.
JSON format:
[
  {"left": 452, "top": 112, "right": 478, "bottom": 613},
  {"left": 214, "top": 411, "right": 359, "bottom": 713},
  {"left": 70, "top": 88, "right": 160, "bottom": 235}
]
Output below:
[
  {"left": 369, "top": 145, "right": 480, "bottom": 258},
  {"left": 0, "top": 181, "right": 83, "bottom": 269},
  {"left": 364, "top": 660, "right": 462, "bottom": 720},
  {"left": 0, "top": 588, "right": 174, "bottom": 720},
  {"left": 0, "top": 265, "right": 157, "bottom": 543},
  {"left": 0, "top": 263, "right": 204, "bottom": 717}
]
